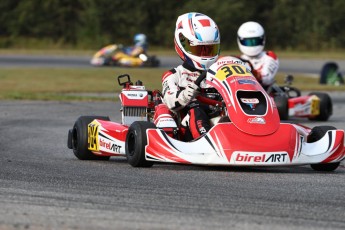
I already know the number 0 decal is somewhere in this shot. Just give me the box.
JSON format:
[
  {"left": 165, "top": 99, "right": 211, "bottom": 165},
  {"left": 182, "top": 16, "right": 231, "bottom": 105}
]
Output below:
[{"left": 232, "top": 65, "right": 245, "bottom": 74}]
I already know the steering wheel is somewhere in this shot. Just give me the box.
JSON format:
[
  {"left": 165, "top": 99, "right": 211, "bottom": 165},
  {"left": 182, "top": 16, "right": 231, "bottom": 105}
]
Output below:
[
  {"left": 194, "top": 71, "right": 207, "bottom": 87},
  {"left": 194, "top": 71, "right": 223, "bottom": 107}
]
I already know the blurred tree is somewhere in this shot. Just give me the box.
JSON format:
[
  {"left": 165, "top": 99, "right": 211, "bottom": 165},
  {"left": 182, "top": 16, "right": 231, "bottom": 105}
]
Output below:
[{"left": 0, "top": 0, "right": 344, "bottom": 51}]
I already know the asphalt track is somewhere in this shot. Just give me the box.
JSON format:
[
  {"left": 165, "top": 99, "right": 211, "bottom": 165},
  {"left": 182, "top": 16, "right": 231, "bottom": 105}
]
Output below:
[
  {"left": 1, "top": 55, "right": 345, "bottom": 229},
  {"left": 1, "top": 54, "right": 345, "bottom": 75}
]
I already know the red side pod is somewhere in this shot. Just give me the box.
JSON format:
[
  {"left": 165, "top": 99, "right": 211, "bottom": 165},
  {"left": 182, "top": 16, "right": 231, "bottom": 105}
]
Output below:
[
  {"left": 96, "top": 120, "right": 128, "bottom": 142},
  {"left": 288, "top": 95, "right": 310, "bottom": 109},
  {"left": 145, "top": 129, "right": 191, "bottom": 163}
]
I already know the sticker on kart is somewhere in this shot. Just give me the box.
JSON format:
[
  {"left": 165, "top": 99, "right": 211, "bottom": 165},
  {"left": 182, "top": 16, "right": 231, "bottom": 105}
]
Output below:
[{"left": 231, "top": 151, "right": 290, "bottom": 165}]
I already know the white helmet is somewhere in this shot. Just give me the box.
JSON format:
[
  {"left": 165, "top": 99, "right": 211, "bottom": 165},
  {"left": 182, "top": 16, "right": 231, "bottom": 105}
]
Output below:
[
  {"left": 134, "top": 33, "right": 147, "bottom": 47},
  {"left": 174, "top": 12, "right": 220, "bottom": 70},
  {"left": 237, "top": 21, "right": 265, "bottom": 57}
]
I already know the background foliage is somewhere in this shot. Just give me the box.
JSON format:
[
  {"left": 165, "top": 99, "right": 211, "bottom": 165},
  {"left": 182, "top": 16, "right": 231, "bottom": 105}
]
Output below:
[{"left": 1, "top": 0, "right": 345, "bottom": 51}]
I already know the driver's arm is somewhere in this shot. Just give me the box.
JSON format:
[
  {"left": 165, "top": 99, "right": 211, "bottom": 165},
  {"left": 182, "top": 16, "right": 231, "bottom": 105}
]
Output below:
[
  {"left": 260, "top": 53, "right": 279, "bottom": 86},
  {"left": 162, "top": 70, "right": 198, "bottom": 112}
]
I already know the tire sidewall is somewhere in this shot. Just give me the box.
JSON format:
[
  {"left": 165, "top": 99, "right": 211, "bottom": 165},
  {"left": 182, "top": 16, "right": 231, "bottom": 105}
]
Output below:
[{"left": 126, "top": 121, "right": 155, "bottom": 167}]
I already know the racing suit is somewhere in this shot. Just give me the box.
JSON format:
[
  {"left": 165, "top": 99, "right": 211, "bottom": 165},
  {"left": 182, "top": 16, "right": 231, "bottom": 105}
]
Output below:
[
  {"left": 239, "top": 51, "right": 279, "bottom": 89},
  {"left": 162, "top": 62, "right": 213, "bottom": 140}
]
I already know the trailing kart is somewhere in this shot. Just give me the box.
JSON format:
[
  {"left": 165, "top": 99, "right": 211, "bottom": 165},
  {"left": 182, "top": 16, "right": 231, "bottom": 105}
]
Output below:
[
  {"left": 90, "top": 44, "right": 160, "bottom": 67},
  {"left": 267, "top": 75, "right": 333, "bottom": 121},
  {"left": 67, "top": 63, "right": 345, "bottom": 171},
  {"left": 319, "top": 62, "right": 344, "bottom": 86}
]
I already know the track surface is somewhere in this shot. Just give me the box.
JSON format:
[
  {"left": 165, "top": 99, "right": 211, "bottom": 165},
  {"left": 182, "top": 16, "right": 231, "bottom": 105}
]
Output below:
[
  {"left": 1, "top": 55, "right": 345, "bottom": 229},
  {"left": 1, "top": 95, "right": 345, "bottom": 230},
  {"left": 1, "top": 54, "right": 345, "bottom": 75}
]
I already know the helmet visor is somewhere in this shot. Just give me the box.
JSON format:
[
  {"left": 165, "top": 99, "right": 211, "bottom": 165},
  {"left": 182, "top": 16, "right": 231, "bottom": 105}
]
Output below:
[
  {"left": 239, "top": 37, "right": 264, "bottom": 47},
  {"left": 185, "top": 43, "right": 220, "bottom": 57}
]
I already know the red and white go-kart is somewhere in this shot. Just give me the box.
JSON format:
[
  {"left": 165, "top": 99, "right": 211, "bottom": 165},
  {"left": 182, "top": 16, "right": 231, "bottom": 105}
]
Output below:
[
  {"left": 67, "top": 62, "right": 345, "bottom": 171},
  {"left": 267, "top": 75, "right": 333, "bottom": 121}
]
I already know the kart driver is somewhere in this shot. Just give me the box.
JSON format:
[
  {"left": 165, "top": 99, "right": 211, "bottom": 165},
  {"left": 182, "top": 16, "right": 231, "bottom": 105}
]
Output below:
[
  {"left": 161, "top": 12, "right": 247, "bottom": 141},
  {"left": 111, "top": 33, "right": 148, "bottom": 66},
  {"left": 237, "top": 21, "right": 279, "bottom": 90},
  {"left": 123, "top": 33, "right": 148, "bottom": 57}
]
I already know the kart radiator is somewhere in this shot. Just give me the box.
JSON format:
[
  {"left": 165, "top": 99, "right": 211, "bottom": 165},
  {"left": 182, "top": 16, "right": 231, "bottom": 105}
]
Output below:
[{"left": 122, "top": 106, "right": 148, "bottom": 126}]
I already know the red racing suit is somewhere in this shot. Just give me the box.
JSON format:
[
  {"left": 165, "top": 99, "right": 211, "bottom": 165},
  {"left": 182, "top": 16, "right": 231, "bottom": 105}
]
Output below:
[
  {"left": 239, "top": 51, "right": 279, "bottom": 88},
  {"left": 161, "top": 63, "right": 213, "bottom": 140}
]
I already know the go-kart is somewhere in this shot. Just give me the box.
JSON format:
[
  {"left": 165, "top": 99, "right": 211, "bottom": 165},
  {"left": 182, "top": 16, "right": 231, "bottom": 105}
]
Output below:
[
  {"left": 267, "top": 75, "right": 333, "bottom": 121},
  {"left": 319, "top": 62, "right": 344, "bottom": 86},
  {"left": 90, "top": 44, "right": 160, "bottom": 67},
  {"left": 67, "top": 63, "right": 345, "bottom": 171}
]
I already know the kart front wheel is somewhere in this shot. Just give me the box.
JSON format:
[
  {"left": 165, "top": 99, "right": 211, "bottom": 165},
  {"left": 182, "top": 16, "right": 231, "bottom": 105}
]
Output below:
[
  {"left": 310, "top": 162, "right": 340, "bottom": 172},
  {"left": 307, "top": 126, "right": 340, "bottom": 171},
  {"left": 69, "top": 116, "right": 110, "bottom": 160},
  {"left": 126, "top": 121, "right": 156, "bottom": 167}
]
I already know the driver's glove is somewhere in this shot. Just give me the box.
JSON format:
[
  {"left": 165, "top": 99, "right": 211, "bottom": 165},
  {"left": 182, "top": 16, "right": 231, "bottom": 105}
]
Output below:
[{"left": 178, "top": 83, "right": 200, "bottom": 107}]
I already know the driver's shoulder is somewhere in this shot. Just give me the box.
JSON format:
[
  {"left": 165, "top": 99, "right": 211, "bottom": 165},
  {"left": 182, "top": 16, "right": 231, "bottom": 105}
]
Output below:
[{"left": 266, "top": 51, "right": 278, "bottom": 60}]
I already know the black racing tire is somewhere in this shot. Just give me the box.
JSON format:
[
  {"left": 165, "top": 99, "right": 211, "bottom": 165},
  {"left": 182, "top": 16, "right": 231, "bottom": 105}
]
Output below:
[
  {"left": 273, "top": 95, "right": 289, "bottom": 120},
  {"left": 308, "top": 92, "right": 333, "bottom": 121},
  {"left": 310, "top": 162, "right": 340, "bottom": 172},
  {"left": 307, "top": 126, "right": 336, "bottom": 143},
  {"left": 71, "top": 116, "right": 111, "bottom": 160},
  {"left": 103, "top": 57, "right": 118, "bottom": 66},
  {"left": 307, "top": 126, "right": 340, "bottom": 171},
  {"left": 126, "top": 121, "right": 156, "bottom": 167},
  {"left": 150, "top": 56, "right": 160, "bottom": 67}
]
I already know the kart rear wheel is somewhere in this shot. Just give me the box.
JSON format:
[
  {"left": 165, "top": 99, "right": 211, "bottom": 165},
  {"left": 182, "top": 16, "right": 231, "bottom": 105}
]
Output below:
[
  {"left": 308, "top": 92, "right": 333, "bottom": 121},
  {"left": 150, "top": 56, "right": 160, "bottom": 67},
  {"left": 70, "top": 116, "right": 111, "bottom": 160},
  {"left": 307, "top": 126, "right": 340, "bottom": 171},
  {"left": 126, "top": 121, "right": 156, "bottom": 167},
  {"left": 273, "top": 95, "right": 289, "bottom": 120}
]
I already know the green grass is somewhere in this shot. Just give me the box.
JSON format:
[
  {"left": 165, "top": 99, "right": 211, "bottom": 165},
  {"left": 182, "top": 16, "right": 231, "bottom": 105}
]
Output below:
[
  {"left": 275, "top": 74, "right": 345, "bottom": 91},
  {"left": 0, "top": 67, "right": 344, "bottom": 101},
  {"left": 0, "top": 67, "right": 164, "bottom": 100}
]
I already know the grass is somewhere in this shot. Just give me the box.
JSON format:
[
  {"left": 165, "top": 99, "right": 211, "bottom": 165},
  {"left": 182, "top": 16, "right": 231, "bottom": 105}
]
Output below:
[
  {"left": 0, "top": 67, "right": 344, "bottom": 101},
  {"left": 0, "top": 67, "right": 164, "bottom": 100}
]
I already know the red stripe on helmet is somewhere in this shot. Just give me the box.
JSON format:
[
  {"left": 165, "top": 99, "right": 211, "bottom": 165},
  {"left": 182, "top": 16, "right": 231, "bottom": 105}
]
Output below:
[
  {"left": 177, "top": 21, "right": 183, "bottom": 29},
  {"left": 199, "top": 19, "right": 210, "bottom": 27}
]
